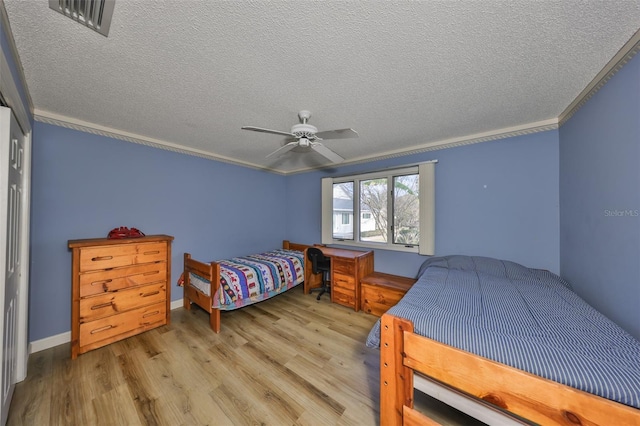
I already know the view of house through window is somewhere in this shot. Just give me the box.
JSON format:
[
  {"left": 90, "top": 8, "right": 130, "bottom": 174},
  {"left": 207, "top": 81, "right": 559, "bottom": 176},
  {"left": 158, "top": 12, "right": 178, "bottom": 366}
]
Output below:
[
  {"left": 322, "top": 162, "right": 435, "bottom": 254},
  {"left": 332, "top": 182, "right": 354, "bottom": 239}
]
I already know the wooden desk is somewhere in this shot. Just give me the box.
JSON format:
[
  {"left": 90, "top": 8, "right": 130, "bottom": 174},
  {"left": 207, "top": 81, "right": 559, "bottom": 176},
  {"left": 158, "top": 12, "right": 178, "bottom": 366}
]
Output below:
[{"left": 304, "top": 246, "right": 374, "bottom": 311}]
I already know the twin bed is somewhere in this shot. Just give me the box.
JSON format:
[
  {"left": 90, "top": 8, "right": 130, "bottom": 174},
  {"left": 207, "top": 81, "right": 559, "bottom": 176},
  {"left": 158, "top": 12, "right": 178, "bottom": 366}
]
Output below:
[
  {"left": 367, "top": 255, "right": 640, "bottom": 425},
  {"left": 182, "top": 240, "right": 311, "bottom": 332}
]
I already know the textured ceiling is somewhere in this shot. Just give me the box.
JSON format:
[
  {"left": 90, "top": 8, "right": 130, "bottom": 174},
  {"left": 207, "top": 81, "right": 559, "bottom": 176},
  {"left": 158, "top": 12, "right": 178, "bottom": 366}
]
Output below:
[{"left": 4, "top": 1, "right": 640, "bottom": 173}]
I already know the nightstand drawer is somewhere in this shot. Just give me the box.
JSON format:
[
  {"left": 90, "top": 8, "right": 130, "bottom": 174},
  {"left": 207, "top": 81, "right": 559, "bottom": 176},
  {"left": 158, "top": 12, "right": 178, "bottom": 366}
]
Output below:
[
  {"left": 361, "top": 286, "right": 406, "bottom": 316},
  {"left": 360, "top": 272, "right": 416, "bottom": 317}
]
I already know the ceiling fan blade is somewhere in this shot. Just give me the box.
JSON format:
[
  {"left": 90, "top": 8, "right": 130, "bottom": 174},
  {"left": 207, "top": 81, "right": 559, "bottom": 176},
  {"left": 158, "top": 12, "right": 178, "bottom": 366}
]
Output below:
[
  {"left": 315, "top": 128, "right": 359, "bottom": 140},
  {"left": 266, "top": 141, "right": 298, "bottom": 159},
  {"left": 310, "top": 142, "right": 344, "bottom": 163},
  {"left": 242, "top": 126, "right": 295, "bottom": 137}
]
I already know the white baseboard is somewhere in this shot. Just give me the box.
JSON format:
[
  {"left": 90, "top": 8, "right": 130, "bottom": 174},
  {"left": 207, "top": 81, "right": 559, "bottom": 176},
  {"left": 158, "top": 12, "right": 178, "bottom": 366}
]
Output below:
[
  {"left": 29, "top": 331, "right": 70, "bottom": 354},
  {"left": 29, "top": 300, "right": 185, "bottom": 354}
]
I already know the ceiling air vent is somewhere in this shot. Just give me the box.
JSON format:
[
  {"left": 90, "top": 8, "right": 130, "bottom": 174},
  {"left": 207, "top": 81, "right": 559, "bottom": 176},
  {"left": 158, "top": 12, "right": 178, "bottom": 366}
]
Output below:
[{"left": 49, "top": 0, "right": 115, "bottom": 37}]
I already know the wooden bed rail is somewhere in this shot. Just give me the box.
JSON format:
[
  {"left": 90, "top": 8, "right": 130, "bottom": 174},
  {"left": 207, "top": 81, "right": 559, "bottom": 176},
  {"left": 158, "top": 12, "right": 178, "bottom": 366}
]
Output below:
[{"left": 380, "top": 313, "right": 640, "bottom": 426}]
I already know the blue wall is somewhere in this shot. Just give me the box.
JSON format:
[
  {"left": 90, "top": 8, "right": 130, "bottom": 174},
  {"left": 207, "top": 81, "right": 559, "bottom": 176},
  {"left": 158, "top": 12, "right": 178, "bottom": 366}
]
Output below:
[
  {"left": 29, "top": 122, "right": 287, "bottom": 341},
  {"left": 286, "top": 130, "right": 561, "bottom": 277},
  {"left": 559, "top": 53, "right": 640, "bottom": 340}
]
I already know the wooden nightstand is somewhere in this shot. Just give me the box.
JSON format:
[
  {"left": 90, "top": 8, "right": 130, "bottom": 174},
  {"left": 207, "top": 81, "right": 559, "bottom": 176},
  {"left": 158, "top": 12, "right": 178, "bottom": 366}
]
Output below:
[{"left": 360, "top": 272, "right": 416, "bottom": 316}]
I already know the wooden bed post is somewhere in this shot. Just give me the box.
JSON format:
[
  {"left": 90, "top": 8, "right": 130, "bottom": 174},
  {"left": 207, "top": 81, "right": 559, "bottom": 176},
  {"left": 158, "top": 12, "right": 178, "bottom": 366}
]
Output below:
[
  {"left": 183, "top": 253, "right": 192, "bottom": 310},
  {"left": 209, "top": 261, "right": 221, "bottom": 333},
  {"left": 380, "top": 313, "right": 414, "bottom": 426}
]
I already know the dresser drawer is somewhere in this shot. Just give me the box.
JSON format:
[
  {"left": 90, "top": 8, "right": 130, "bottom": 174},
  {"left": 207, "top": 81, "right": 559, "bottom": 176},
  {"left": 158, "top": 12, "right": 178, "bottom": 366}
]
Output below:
[
  {"left": 79, "top": 282, "right": 167, "bottom": 322},
  {"left": 79, "top": 301, "right": 167, "bottom": 347},
  {"left": 333, "top": 273, "right": 356, "bottom": 291},
  {"left": 79, "top": 242, "right": 167, "bottom": 272},
  {"left": 79, "top": 262, "right": 167, "bottom": 297},
  {"left": 332, "top": 258, "right": 355, "bottom": 276},
  {"left": 333, "top": 287, "right": 356, "bottom": 308}
]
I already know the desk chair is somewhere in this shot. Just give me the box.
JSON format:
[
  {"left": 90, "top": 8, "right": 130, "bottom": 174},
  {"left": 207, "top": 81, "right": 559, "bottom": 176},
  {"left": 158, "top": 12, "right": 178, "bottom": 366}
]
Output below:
[{"left": 307, "top": 247, "right": 331, "bottom": 300}]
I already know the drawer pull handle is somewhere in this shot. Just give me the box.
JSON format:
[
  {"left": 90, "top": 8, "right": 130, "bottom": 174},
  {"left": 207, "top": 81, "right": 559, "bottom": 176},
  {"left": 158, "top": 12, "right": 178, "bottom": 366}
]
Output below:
[
  {"left": 91, "top": 256, "right": 113, "bottom": 262},
  {"left": 142, "top": 291, "right": 160, "bottom": 298},
  {"left": 143, "top": 310, "right": 160, "bottom": 318},
  {"left": 143, "top": 250, "right": 160, "bottom": 255},
  {"left": 143, "top": 271, "right": 159, "bottom": 276},
  {"left": 91, "top": 279, "right": 112, "bottom": 286},
  {"left": 90, "top": 302, "right": 113, "bottom": 310},
  {"left": 90, "top": 325, "right": 114, "bottom": 334}
]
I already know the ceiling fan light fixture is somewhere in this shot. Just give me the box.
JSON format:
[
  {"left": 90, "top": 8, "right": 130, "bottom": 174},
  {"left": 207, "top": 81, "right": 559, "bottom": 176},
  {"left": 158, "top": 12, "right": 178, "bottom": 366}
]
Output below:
[{"left": 298, "top": 137, "right": 310, "bottom": 147}]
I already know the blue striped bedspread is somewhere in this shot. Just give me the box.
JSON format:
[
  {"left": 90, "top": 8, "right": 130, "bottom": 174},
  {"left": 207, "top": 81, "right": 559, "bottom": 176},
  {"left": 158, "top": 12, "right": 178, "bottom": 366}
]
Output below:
[
  {"left": 365, "top": 255, "right": 640, "bottom": 409},
  {"left": 189, "top": 249, "right": 304, "bottom": 311}
]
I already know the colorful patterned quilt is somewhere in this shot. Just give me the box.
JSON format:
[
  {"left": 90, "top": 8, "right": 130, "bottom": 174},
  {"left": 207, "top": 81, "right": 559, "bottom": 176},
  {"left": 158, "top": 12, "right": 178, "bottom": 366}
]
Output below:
[{"left": 188, "top": 249, "right": 304, "bottom": 311}]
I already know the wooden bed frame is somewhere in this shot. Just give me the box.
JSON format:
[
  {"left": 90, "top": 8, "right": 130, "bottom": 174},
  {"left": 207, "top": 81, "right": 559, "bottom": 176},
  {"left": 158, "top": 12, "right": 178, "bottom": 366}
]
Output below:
[
  {"left": 380, "top": 313, "right": 640, "bottom": 426},
  {"left": 183, "top": 240, "right": 312, "bottom": 332}
]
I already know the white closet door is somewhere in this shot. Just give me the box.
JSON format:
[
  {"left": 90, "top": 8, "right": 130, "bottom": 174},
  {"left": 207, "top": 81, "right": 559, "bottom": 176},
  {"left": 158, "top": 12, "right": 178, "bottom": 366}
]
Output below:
[{"left": 0, "top": 106, "right": 28, "bottom": 425}]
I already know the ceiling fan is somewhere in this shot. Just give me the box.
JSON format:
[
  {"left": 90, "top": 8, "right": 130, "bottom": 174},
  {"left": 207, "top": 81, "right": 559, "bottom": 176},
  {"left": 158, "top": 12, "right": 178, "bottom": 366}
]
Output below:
[{"left": 241, "top": 110, "right": 358, "bottom": 163}]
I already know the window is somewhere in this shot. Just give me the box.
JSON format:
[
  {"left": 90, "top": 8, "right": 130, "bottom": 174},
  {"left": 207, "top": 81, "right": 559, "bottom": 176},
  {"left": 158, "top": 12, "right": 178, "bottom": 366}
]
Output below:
[{"left": 321, "top": 162, "right": 435, "bottom": 254}]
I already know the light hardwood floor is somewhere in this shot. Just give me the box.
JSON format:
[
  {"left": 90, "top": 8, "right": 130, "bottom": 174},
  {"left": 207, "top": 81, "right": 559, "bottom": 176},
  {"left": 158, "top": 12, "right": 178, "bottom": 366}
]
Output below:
[{"left": 8, "top": 286, "right": 483, "bottom": 425}]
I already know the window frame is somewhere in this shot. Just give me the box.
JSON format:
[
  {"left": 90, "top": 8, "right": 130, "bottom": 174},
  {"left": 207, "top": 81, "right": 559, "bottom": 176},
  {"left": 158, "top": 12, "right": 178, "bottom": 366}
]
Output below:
[{"left": 321, "top": 162, "right": 435, "bottom": 254}]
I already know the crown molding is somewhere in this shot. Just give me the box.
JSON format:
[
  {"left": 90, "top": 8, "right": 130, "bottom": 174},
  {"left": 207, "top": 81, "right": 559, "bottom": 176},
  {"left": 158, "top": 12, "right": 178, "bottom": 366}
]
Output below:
[
  {"left": 286, "top": 119, "right": 559, "bottom": 174},
  {"left": 559, "top": 27, "right": 640, "bottom": 126},
  {"left": 36, "top": 109, "right": 559, "bottom": 176},
  {"left": 33, "top": 109, "right": 285, "bottom": 174}
]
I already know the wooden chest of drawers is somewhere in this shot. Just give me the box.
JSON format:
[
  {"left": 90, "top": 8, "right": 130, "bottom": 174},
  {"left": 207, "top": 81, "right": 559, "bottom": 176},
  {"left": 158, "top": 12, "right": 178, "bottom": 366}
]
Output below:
[
  {"left": 68, "top": 235, "right": 173, "bottom": 358},
  {"left": 360, "top": 272, "right": 416, "bottom": 317}
]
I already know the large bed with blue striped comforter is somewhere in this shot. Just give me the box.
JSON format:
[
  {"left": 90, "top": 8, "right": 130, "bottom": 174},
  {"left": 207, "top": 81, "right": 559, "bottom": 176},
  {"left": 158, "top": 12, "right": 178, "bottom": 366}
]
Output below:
[{"left": 368, "top": 255, "right": 640, "bottom": 425}]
